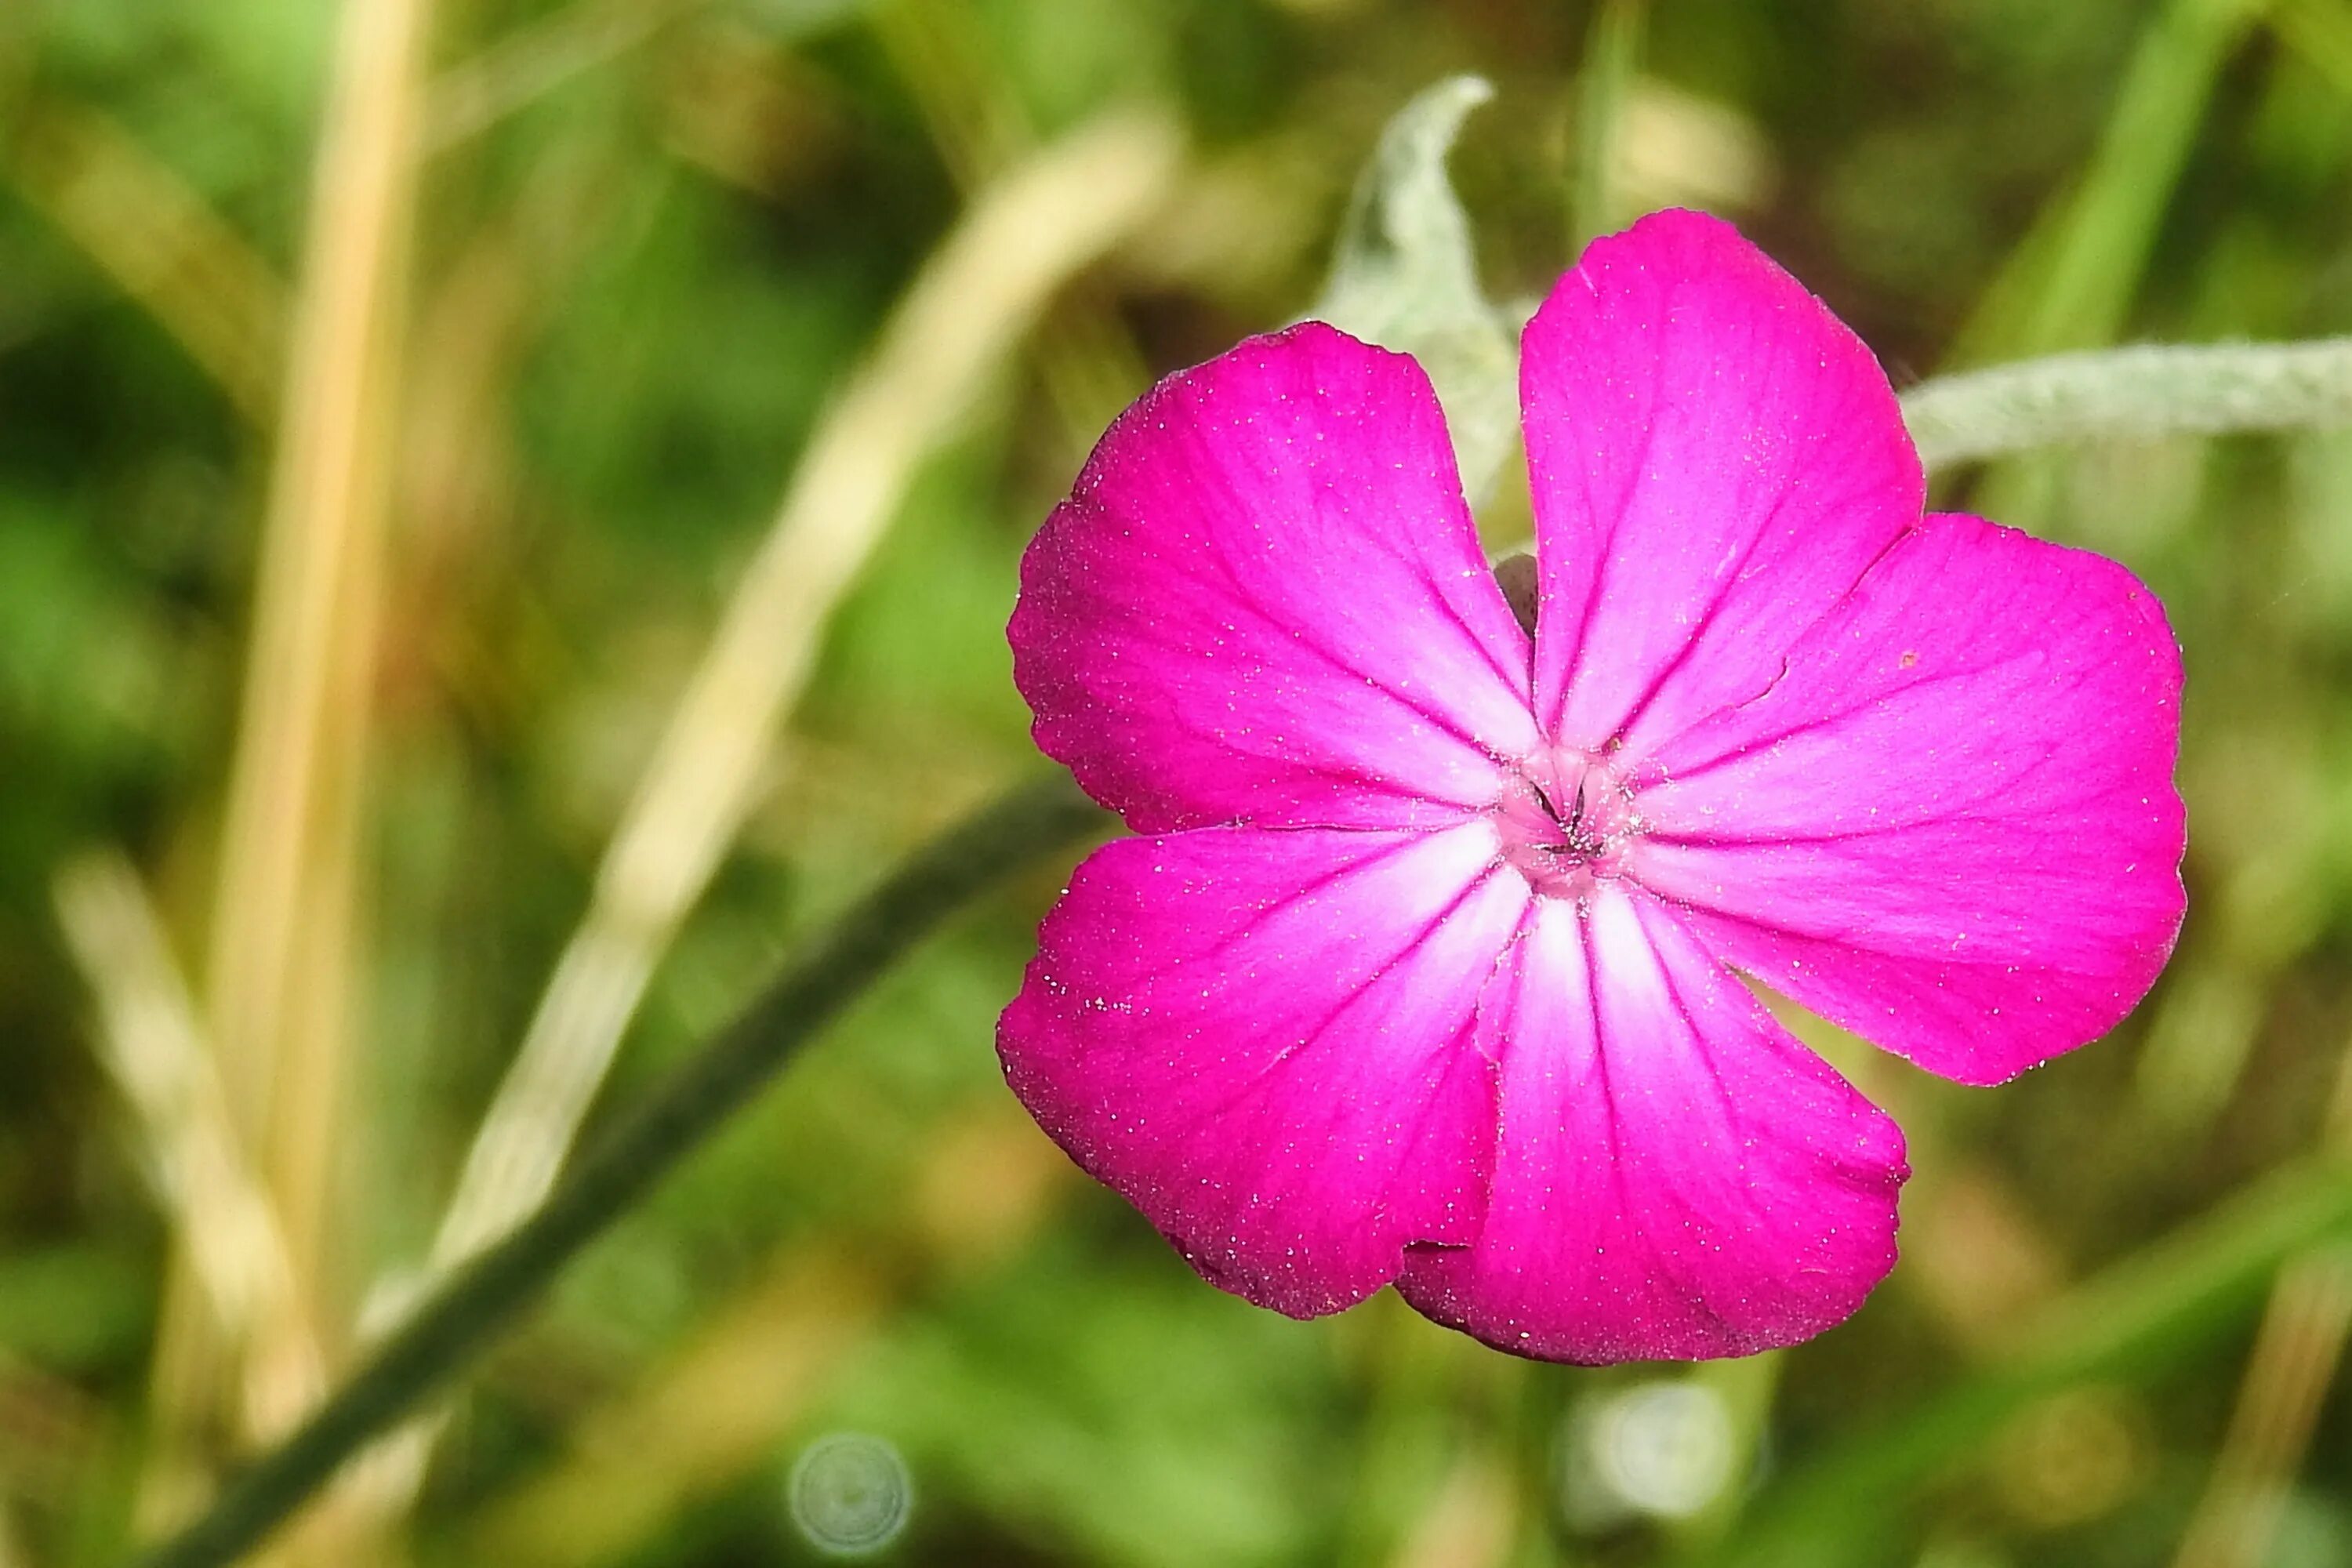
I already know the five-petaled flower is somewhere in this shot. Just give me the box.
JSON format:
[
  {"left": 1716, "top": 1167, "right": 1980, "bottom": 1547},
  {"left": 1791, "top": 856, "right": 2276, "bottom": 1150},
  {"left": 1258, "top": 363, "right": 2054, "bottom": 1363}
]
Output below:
[{"left": 999, "top": 209, "right": 2186, "bottom": 1363}]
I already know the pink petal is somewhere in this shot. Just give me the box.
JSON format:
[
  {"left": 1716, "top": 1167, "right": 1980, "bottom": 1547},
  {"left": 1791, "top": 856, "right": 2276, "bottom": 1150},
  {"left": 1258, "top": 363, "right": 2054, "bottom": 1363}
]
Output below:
[
  {"left": 1011, "top": 322, "right": 1540, "bottom": 834},
  {"left": 1634, "top": 513, "right": 2187, "bottom": 1085},
  {"left": 1521, "top": 209, "right": 1925, "bottom": 757},
  {"left": 1397, "top": 885, "right": 1906, "bottom": 1363},
  {"left": 998, "top": 821, "right": 1530, "bottom": 1317}
]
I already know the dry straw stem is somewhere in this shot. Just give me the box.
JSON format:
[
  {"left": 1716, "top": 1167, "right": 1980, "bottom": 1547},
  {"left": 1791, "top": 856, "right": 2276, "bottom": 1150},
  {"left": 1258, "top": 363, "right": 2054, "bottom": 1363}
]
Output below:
[
  {"left": 333, "top": 113, "right": 1169, "bottom": 1538},
  {"left": 51, "top": 853, "right": 323, "bottom": 1441},
  {"left": 871, "top": 0, "right": 1154, "bottom": 459},
  {"left": 201, "top": 0, "right": 432, "bottom": 1450},
  {"left": 424, "top": 106, "right": 1179, "bottom": 1279},
  {"left": 2170, "top": 1250, "right": 2352, "bottom": 1568},
  {"left": 2, "top": 93, "right": 285, "bottom": 419},
  {"left": 135, "top": 774, "right": 1107, "bottom": 1568},
  {"left": 423, "top": 0, "right": 700, "bottom": 154},
  {"left": 361, "top": 106, "right": 1168, "bottom": 1531}
]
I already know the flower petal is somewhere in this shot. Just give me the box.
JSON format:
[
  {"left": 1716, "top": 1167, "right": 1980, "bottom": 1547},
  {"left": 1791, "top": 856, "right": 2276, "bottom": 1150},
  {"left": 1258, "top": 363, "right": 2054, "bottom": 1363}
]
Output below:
[
  {"left": 1635, "top": 514, "right": 2187, "bottom": 1085},
  {"left": 1011, "top": 321, "right": 1540, "bottom": 834},
  {"left": 1521, "top": 209, "right": 1925, "bottom": 756},
  {"left": 998, "top": 821, "right": 1530, "bottom": 1317},
  {"left": 1396, "top": 885, "right": 1906, "bottom": 1363}
]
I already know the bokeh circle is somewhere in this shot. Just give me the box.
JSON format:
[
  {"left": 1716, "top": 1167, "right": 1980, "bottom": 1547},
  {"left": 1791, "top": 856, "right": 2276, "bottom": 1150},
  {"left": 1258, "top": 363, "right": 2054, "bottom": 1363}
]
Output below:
[{"left": 786, "top": 1432, "right": 913, "bottom": 1556}]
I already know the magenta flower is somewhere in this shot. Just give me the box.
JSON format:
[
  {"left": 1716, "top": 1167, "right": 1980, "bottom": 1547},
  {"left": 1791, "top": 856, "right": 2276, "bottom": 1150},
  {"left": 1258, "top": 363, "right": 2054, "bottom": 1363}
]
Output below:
[{"left": 999, "top": 210, "right": 2185, "bottom": 1362}]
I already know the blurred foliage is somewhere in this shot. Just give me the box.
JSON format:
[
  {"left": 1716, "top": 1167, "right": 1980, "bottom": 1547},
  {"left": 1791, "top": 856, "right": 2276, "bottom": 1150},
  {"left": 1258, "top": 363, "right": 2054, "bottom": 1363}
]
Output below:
[{"left": 9, "top": 1, "right": 2352, "bottom": 1566}]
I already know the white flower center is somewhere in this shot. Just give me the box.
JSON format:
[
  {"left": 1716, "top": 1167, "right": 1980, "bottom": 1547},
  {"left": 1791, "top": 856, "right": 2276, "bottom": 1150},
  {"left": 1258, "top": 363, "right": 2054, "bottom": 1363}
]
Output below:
[{"left": 1494, "top": 750, "right": 1642, "bottom": 900}]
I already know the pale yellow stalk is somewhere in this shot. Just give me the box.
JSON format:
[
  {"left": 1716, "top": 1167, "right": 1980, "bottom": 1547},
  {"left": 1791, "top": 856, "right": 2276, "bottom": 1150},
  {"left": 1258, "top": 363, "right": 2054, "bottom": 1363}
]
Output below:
[
  {"left": 305, "top": 106, "right": 1178, "bottom": 1532},
  {"left": 53, "top": 854, "right": 324, "bottom": 1443},
  {"left": 426, "top": 104, "right": 1178, "bottom": 1280},
  {"left": 205, "top": 0, "right": 430, "bottom": 1353}
]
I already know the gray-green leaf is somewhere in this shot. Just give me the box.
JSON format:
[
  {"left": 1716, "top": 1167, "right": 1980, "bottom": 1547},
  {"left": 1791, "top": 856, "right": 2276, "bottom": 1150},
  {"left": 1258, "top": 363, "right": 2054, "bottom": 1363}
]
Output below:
[{"left": 1309, "top": 75, "right": 1520, "bottom": 506}]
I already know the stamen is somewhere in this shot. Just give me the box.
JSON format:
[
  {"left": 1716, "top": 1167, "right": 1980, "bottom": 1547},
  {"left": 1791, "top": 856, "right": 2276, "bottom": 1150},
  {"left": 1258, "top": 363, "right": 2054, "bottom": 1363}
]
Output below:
[{"left": 1494, "top": 753, "right": 1642, "bottom": 900}]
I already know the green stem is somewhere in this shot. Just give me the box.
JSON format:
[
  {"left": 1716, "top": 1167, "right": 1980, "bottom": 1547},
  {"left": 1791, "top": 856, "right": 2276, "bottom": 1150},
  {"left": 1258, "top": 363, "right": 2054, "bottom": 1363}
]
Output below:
[
  {"left": 136, "top": 773, "right": 1106, "bottom": 1568},
  {"left": 1900, "top": 337, "right": 2352, "bottom": 469},
  {"left": 1571, "top": 0, "right": 1645, "bottom": 248}
]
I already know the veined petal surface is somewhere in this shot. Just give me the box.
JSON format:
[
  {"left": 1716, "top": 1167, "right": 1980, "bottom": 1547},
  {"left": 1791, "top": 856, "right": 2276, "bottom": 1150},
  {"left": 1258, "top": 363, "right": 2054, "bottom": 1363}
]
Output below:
[
  {"left": 1635, "top": 513, "right": 2187, "bottom": 1084},
  {"left": 1011, "top": 321, "right": 1538, "bottom": 834},
  {"left": 1000, "top": 205, "right": 2187, "bottom": 1366},
  {"left": 998, "top": 822, "right": 1530, "bottom": 1317},
  {"left": 1523, "top": 209, "right": 1924, "bottom": 757},
  {"left": 1397, "top": 885, "right": 1907, "bottom": 1363}
]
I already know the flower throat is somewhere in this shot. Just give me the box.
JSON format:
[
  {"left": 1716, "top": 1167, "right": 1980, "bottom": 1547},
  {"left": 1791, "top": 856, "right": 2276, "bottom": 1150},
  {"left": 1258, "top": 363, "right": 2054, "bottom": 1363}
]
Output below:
[{"left": 1494, "top": 752, "right": 1639, "bottom": 900}]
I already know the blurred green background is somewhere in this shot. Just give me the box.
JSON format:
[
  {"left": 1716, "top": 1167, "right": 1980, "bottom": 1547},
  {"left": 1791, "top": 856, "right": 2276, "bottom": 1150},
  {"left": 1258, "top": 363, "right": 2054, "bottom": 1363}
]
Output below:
[{"left": 5, "top": 0, "right": 2352, "bottom": 1564}]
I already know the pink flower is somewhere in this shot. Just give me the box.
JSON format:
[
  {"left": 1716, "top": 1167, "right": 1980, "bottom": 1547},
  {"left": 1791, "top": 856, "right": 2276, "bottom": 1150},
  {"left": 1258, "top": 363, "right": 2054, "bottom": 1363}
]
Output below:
[{"left": 999, "top": 209, "right": 2185, "bottom": 1363}]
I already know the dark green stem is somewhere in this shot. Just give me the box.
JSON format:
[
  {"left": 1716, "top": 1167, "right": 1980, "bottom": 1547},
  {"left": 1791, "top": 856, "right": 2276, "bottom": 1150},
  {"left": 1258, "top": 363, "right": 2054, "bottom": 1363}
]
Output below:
[{"left": 137, "top": 772, "right": 1106, "bottom": 1568}]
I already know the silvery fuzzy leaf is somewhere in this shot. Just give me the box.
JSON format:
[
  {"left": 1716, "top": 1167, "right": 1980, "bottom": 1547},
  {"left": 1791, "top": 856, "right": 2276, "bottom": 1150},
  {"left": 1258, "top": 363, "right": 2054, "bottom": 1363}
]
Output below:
[{"left": 1310, "top": 75, "right": 1519, "bottom": 507}]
